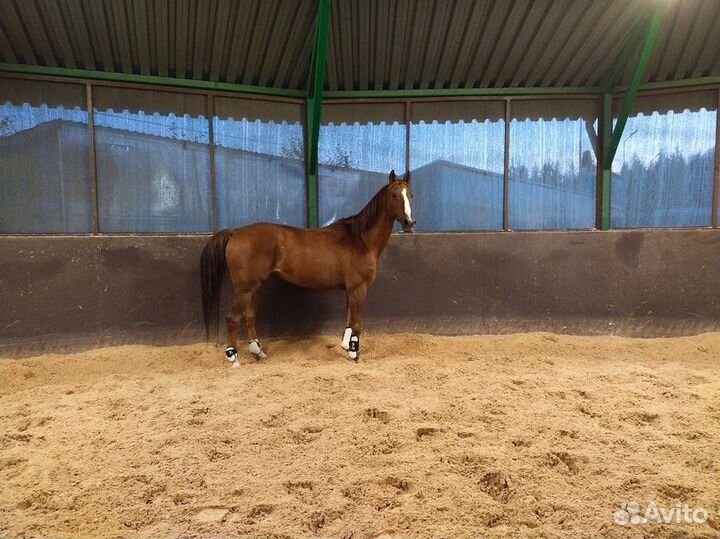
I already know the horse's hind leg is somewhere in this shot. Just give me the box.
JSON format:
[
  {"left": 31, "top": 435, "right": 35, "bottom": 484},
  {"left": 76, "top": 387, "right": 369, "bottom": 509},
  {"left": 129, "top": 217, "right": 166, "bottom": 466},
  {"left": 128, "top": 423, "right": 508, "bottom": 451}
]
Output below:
[
  {"left": 245, "top": 287, "right": 267, "bottom": 360},
  {"left": 225, "top": 289, "right": 254, "bottom": 367}
]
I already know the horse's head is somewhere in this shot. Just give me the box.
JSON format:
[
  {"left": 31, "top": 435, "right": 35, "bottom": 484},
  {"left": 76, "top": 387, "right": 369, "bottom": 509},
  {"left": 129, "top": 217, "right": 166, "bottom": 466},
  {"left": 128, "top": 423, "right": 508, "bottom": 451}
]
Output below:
[{"left": 387, "top": 170, "right": 415, "bottom": 233}]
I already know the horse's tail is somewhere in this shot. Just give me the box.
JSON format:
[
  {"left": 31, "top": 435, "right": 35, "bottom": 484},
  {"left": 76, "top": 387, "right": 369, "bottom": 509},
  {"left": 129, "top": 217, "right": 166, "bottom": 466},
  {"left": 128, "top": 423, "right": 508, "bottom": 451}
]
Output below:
[{"left": 200, "top": 229, "right": 233, "bottom": 341}]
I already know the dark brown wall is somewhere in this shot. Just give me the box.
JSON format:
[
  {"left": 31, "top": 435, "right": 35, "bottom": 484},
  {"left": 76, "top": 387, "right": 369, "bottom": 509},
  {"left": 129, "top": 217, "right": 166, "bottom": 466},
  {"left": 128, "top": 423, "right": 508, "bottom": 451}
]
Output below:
[{"left": 1, "top": 229, "right": 719, "bottom": 357}]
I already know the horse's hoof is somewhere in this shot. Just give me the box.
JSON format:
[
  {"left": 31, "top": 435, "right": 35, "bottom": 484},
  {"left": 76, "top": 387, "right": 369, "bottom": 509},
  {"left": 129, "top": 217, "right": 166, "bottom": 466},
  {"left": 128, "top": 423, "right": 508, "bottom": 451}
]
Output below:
[
  {"left": 348, "top": 351, "right": 358, "bottom": 361},
  {"left": 230, "top": 361, "right": 240, "bottom": 368},
  {"left": 256, "top": 351, "right": 267, "bottom": 360}
]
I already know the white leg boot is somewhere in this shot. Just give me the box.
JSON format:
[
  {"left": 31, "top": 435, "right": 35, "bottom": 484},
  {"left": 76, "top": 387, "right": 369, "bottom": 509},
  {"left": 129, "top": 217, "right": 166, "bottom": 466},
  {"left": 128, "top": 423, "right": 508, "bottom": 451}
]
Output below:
[
  {"left": 225, "top": 346, "right": 239, "bottom": 368},
  {"left": 341, "top": 327, "right": 352, "bottom": 350},
  {"left": 348, "top": 334, "right": 359, "bottom": 361},
  {"left": 248, "top": 339, "right": 267, "bottom": 360}
]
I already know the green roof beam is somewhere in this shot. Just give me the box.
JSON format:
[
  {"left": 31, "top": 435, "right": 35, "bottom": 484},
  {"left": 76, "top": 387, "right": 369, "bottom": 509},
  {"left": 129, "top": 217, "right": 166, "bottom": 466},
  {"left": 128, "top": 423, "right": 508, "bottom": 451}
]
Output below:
[
  {"left": 619, "top": 76, "right": 720, "bottom": 92},
  {"left": 324, "top": 86, "right": 603, "bottom": 99},
  {"left": 603, "top": 13, "right": 651, "bottom": 93},
  {"left": 2, "top": 64, "right": 716, "bottom": 104},
  {"left": 0, "top": 63, "right": 306, "bottom": 98},
  {"left": 604, "top": 4, "right": 666, "bottom": 170}
]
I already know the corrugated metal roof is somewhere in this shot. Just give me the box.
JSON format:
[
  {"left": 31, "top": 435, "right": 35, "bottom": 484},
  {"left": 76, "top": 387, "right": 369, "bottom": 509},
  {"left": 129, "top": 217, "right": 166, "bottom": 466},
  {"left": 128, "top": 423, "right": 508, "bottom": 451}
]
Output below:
[
  {"left": 325, "top": 0, "right": 720, "bottom": 91},
  {"left": 624, "top": 0, "right": 720, "bottom": 83},
  {"left": 0, "top": 0, "right": 717, "bottom": 93},
  {"left": 0, "top": 0, "right": 316, "bottom": 89}
]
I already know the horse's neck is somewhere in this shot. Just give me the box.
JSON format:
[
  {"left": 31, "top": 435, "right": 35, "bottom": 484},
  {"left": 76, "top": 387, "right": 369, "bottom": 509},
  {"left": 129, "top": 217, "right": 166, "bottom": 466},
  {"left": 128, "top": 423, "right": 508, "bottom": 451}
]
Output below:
[{"left": 361, "top": 212, "right": 395, "bottom": 257}]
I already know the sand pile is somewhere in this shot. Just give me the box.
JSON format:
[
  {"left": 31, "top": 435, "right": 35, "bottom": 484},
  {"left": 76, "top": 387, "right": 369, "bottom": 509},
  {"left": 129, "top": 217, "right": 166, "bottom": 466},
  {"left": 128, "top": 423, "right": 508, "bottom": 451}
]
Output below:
[{"left": 1, "top": 332, "right": 719, "bottom": 538}]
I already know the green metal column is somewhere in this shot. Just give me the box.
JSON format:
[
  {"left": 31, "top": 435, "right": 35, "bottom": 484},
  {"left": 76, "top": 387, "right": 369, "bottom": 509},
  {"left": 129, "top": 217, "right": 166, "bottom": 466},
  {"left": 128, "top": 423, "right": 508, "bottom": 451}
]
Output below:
[
  {"left": 604, "top": 4, "right": 665, "bottom": 169},
  {"left": 600, "top": 2, "right": 665, "bottom": 230},
  {"left": 306, "top": 0, "right": 332, "bottom": 228},
  {"left": 600, "top": 93, "right": 613, "bottom": 230}
]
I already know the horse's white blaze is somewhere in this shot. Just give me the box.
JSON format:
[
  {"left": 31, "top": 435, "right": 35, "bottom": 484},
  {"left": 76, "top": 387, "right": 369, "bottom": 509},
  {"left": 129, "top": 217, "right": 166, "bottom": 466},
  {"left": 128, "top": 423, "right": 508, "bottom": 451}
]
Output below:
[{"left": 402, "top": 187, "right": 412, "bottom": 222}]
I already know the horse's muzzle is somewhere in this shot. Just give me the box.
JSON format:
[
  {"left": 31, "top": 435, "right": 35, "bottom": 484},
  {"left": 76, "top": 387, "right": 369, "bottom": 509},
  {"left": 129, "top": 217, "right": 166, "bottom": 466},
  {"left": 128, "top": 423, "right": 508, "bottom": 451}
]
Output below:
[{"left": 402, "top": 218, "right": 416, "bottom": 233}]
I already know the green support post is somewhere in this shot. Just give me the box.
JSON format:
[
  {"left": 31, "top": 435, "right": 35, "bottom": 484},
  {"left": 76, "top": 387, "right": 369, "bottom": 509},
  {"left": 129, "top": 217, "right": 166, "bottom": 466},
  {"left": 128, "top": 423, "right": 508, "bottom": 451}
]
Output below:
[
  {"left": 604, "top": 4, "right": 665, "bottom": 170},
  {"left": 306, "top": 0, "right": 332, "bottom": 228},
  {"left": 600, "top": 93, "right": 613, "bottom": 230},
  {"left": 600, "top": 2, "right": 665, "bottom": 230}
]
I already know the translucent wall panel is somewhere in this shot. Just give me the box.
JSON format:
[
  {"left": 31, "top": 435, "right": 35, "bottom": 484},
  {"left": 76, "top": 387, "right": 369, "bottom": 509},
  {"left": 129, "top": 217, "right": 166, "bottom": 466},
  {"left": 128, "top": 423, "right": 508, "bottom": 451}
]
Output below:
[
  {"left": 410, "top": 101, "right": 505, "bottom": 231},
  {"left": 509, "top": 99, "right": 598, "bottom": 230},
  {"left": 611, "top": 91, "right": 717, "bottom": 228},
  {"left": 318, "top": 103, "right": 406, "bottom": 226},
  {"left": 93, "top": 87, "right": 211, "bottom": 232},
  {"left": 0, "top": 79, "right": 92, "bottom": 233},
  {"left": 213, "top": 97, "right": 305, "bottom": 228}
]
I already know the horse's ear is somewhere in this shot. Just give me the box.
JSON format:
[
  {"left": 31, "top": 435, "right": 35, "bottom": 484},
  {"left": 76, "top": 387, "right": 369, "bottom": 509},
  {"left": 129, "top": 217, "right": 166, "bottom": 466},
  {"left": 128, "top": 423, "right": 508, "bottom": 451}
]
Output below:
[
  {"left": 404, "top": 170, "right": 411, "bottom": 185},
  {"left": 389, "top": 169, "right": 397, "bottom": 183}
]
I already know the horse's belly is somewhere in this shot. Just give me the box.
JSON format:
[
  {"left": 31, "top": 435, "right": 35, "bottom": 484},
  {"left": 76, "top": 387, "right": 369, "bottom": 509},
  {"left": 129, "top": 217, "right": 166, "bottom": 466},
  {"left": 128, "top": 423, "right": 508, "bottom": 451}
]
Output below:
[
  {"left": 274, "top": 264, "right": 345, "bottom": 289},
  {"left": 273, "top": 250, "right": 346, "bottom": 289},
  {"left": 279, "top": 270, "right": 344, "bottom": 289}
]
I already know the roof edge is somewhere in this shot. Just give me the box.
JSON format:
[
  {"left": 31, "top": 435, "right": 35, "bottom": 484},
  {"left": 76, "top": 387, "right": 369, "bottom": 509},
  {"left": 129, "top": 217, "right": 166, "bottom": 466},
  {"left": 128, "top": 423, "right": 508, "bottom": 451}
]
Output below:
[
  {"left": 2, "top": 63, "right": 717, "bottom": 101},
  {"left": 0, "top": 63, "right": 307, "bottom": 99}
]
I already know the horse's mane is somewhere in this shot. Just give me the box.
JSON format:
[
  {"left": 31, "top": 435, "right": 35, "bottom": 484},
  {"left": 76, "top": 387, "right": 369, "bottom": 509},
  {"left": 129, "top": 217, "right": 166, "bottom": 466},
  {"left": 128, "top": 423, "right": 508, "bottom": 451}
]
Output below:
[{"left": 332, "top": 184, "right": 391, "bottom": 239}]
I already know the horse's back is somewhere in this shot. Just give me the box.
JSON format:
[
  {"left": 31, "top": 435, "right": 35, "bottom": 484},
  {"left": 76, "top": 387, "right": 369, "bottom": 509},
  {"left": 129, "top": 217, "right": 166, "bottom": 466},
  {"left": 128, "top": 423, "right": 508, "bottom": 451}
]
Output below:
[{"left": 226, "top": 222, "right": 312, "bottom": 254}]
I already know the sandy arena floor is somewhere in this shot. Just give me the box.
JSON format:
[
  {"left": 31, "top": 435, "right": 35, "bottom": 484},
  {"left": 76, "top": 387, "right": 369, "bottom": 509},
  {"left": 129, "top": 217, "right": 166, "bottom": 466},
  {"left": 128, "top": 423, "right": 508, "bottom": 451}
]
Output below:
[{"left": 1, "top": 332, "right": 719, "bottom": 539}]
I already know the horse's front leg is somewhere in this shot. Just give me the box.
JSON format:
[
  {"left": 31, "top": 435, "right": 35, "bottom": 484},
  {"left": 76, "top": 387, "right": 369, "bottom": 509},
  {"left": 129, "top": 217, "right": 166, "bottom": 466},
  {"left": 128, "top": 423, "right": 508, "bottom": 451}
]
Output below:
[
  {"left": 345, "top": 284, "right": 367, "bottom": 361},
  {"left": 341, "top": 293, "right": 352, "bottom": 351}
]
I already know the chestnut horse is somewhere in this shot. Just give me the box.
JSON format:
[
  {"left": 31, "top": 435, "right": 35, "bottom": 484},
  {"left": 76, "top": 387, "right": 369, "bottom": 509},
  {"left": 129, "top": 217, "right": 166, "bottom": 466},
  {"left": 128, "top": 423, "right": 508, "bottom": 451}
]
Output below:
[{"left": 201, "top": 170, "right": 415, "bottom": 366}]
